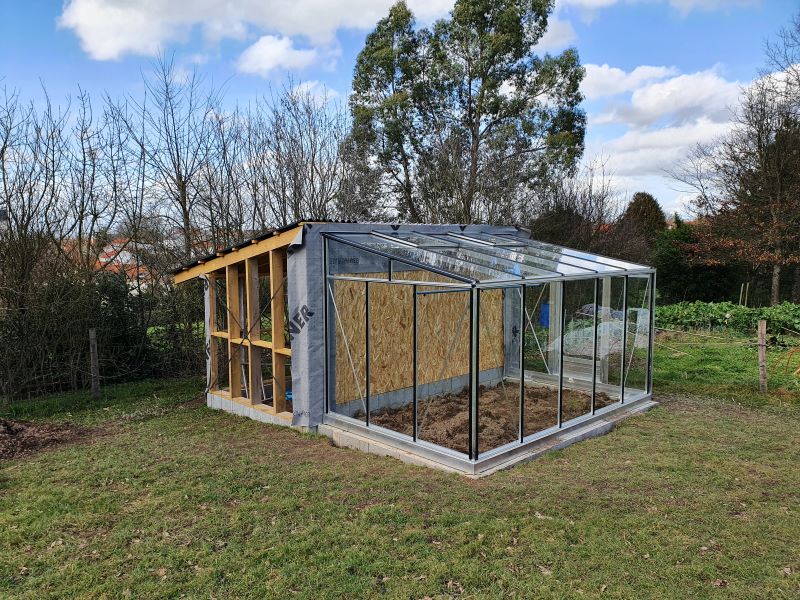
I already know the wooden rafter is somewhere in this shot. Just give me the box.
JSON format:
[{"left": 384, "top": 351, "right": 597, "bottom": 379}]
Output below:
[{"left": 173, "top": 225, "right": 303, "bottom": 284}]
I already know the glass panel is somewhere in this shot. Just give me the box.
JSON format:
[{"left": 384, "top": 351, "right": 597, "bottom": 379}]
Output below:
[
  {"left": 595, "top": 276, "right": 625, "bottom": 405},
  {"left": 425, "top": 247, "right": 537, "bottom": 278},
  {"left": 327, "top": 237, "right": 391, "bottom": 278},
  {"left": 478, "top": 287, "right": 520, "bottom": 454},
  {"left": 510, "top": 243, "right": 621, "bottom": 274},
  {"left": 623, "top": 275, "right": 652, "bottom": 399},
  {"left": 415, "top": 287, "right": 471, "bottom": 455},
  {"left": 329, "top": 234, "right": 516, "bottom": 282},
  {"left": 390, "top": 263, "right": 463, "bottom": 284},
  {"left": 454, "top": 243, "right": 589, "bottom": 276},
  {"left": 521, "top": 282, "right": 560, "bottom": 437},
  {"left": 365, "top": 282, "right": 415, "bottom": 436},
  {"left": 498, "top": 234, "right": 643, "bottom": 271},
  {"left": 328, "top": 278, "right": 367, "bottom": 422},
  {"left": 560, "top": 279, "right": 597, "bottom": 423},
  {"left": 376, "top": 231, "right": 459, "bottom": 247},
  {"left": 443, "top": 232, "right": 526, "bottom": 246},
  {"left": 413, "top": 232, "right": 594, "bottom": 276}
]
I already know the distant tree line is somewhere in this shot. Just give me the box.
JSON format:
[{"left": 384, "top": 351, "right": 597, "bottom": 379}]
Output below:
[{"left": 670, "top": 13, "right": 800, "bottom": 306}]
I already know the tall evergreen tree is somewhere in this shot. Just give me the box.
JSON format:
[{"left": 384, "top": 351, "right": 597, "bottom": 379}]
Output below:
[{"left": 346, "top": 0, "right": 585, "bottom": 224}]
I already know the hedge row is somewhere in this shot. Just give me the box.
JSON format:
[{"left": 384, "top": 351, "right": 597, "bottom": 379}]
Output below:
[{"left": 655, "top": 301, "right": 800, "bottom": 335}]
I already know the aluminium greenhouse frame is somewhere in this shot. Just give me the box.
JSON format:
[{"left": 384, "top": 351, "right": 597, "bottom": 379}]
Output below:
[{"left": 322, "top": 229, "right": 656, "bottom": 472}]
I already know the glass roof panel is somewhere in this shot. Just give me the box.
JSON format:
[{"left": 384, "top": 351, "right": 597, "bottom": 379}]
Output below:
[
  {"left": 425, "top": 247, "right": 552, "bottom": 278},
  {"left": 497, "top": 234, "right": 644, "bottom": 270},
  {"left": 328, "top": 233, "right": 519, "bottom": 282},
  {"left": 454, "top": 234, "right": 627, "bottom": 273},
  {"left": 370, "top": 231, "right": 458, "bottom": 247},
  {"left": 444, "top": 232, "right": 526, "bottom": 246},
  {"left": 408, "top": 232, "right": 598, "bottom": 276}
]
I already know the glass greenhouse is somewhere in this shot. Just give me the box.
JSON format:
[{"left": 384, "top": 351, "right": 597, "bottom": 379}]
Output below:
[{"left": 324, "top": 229, "right": 655, "bottom": 468}]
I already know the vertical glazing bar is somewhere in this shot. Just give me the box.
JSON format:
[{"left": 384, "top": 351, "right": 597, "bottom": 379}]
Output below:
[
  {"left": 620, "top": 275, "right": 629, "bottom": 404},
  {"left": 557, "top": 280, "right": 566, "bottom": 428},
  {"left": 389, "top": 259, "right": 393, "bottom": 281},
  {"left": 646, "top": 272, "right": 656, "bottom": 394},
  {"left": 518, "top": 285, "right": 525, "bottom": 443},
  {"left": 412, "top": 284, "right": 418, "bottom": 441},
  {"left": 591, "top": 278, "right": 599, "bottom": 414},
  {"left": 365, "top": 281, "right": 370, "bottom": 427},
  {"left": 469, "top": 286, "right": 480, "bottom": 460},
  {"left": 323, "top": 238, "right": 330, "bottom": 413}
]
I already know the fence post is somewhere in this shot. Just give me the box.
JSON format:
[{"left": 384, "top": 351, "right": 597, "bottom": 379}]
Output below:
[
  {"left": 757, "top": 319, "right": 767, "bottom": 394},
  {"left": 89, "top": 328, "right": 101, "bottom": 399}
]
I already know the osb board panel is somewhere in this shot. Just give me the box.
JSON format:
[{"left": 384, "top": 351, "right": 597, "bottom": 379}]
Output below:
[{"left": 334, "top": 274, "right": 504, "bottom": 404}]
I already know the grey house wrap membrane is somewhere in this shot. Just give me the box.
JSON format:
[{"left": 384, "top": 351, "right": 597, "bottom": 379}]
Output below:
[{"left": 175, "top": 222, "right": 656, "bottom": 475}]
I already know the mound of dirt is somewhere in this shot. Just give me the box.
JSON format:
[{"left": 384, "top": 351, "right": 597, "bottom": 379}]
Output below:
[
  {"left": 368, "top": 384, "right": 615, "bottom": 454},
  {"left": 0, "top": 419, "right": 92, "bottom": 460}
]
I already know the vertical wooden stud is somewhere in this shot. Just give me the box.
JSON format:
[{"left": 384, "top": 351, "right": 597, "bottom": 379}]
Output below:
[
  {"left": 227, "top": 264, "right": 242, "bottom": 399},
  {"left": 270, "top": 249, "right": 287, "bottom": 412},
  {"left": 245, "top": 257, "right": 262, "bottom": 404}
]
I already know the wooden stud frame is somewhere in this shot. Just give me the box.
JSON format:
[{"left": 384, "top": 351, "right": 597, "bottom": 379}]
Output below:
[{"left": 192, "top": 231, "right": 295, "bottom": 419}]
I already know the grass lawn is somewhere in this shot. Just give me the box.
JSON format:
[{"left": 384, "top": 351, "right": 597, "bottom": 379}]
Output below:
[
  {"left": 1, "top": 334, "right": 799, "bottom": 599},
  {"left": 653, "top": 330, "right": 800, "bottom": 407}
]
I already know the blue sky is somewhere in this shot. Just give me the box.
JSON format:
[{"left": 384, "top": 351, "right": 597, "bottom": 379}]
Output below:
[{"left": 1, "top": 0, "right": 797, "bottom": 216}]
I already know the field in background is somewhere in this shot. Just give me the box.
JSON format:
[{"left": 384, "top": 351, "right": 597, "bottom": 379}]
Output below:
[{"left": 1, "top": 331, "right": 799, "bottom": 599}]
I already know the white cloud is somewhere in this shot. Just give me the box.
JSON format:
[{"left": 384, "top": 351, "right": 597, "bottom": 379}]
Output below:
[
  {"left": 237, "top": 36, "right": 318, "bottom": 76},
  {"left": 292, "top": 80, "right": 341, "bottom": 103},
  {"left": 582, "top": 64, "right": 678, "bottom": 100},
  {"left": 594, "top": 67, "right": 741, "bottom": 127},
  {"left": 667, "top": 0, "right": 759, "bottom": 15},
  {"left": 59, "top": 0, "right": 180, "bottom": 60},
  {"left": 581, "top": 62, "right": 753, "bottom": 214},
  {"left": 561, "top": 0, "right": 758, "bottom": 13},
  {"left": 535, "top": 17, "right": 577, "bottom": 52},
  {"left": 59, "top": 0, "right": 456, "bottom": 61},
  {"left": 590, "top": 117, "right": 733, "bottom": 177}
]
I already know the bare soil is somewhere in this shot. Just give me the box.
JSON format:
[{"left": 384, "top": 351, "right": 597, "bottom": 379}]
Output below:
[
  {"left": 0, "top": 419, "right": 93, "bottom": 460},
  {"left": 369, "top": 385, "right": 615, "bottom": 454}
]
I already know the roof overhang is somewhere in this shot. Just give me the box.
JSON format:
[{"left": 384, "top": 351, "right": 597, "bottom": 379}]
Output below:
[{"left": 173, "top": 222, "right": 309, "bottom": 284}]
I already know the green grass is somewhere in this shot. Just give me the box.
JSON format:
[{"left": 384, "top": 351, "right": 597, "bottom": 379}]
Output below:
[
  {"left": 654, "top": 331, "right": 800, "bottom": 407},
  {"left": 1, "top": 333, "right": 799, "bottom": 599}
]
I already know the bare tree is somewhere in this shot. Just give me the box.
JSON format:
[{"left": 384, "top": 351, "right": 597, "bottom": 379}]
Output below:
[{"left": 123, "top": 55, "right": 219, "bottom": 260}]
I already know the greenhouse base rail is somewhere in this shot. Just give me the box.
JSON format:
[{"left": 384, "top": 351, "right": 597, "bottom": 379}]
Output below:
[{"left": 320, "top": 392, "right": 654, "bottom": 476}]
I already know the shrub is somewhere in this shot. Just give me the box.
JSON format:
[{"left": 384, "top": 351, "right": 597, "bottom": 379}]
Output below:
[{"left": 655, "top": 301, "right": 800, "bottom": 335}]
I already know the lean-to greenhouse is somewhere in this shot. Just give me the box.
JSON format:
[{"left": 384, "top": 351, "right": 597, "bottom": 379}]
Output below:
[{"left": 175, "top": 222, "right": 656, "bottom": 475}]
